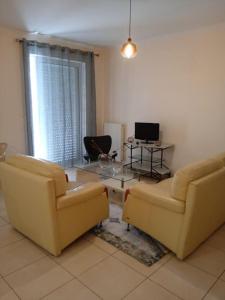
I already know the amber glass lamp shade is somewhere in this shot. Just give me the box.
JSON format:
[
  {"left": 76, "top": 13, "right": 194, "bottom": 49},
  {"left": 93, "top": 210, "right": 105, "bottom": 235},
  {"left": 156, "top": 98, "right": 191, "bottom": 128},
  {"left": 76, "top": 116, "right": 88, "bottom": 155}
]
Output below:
[{"left": 120, "top": 38, "right": 137, "bottom": 59}]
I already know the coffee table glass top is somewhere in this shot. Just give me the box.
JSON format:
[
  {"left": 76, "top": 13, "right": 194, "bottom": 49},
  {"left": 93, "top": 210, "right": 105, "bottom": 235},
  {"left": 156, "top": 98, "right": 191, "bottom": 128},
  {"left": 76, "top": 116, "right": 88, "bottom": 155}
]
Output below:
[{"left": 74, "top": 159, "right": 147, "bottom": 183}]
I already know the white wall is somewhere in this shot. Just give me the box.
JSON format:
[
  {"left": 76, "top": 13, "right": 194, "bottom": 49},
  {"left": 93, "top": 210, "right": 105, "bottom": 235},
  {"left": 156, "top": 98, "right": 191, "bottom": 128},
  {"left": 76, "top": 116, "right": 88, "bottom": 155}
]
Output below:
[
  {"left": 0, "top": 26, "right": 106, "bottom": 154},
  {"left": 105, "top": 23, "right": 225, "bottom": 171}
]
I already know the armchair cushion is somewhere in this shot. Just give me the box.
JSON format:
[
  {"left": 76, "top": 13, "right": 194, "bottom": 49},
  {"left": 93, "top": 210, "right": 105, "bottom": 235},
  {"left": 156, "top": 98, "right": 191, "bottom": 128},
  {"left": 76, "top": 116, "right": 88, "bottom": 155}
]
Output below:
[
  {"left": 6, "top": 155, "right": 67, "bottom": 197},
  {"left": 171, "top": 158, "right": 223, "bottom": 201},
  {"left": 130, "top": 180, "right": 185, "bottom": 214},
  {"left": 57, "top": 182, "right": 106, "bottom": 210}
]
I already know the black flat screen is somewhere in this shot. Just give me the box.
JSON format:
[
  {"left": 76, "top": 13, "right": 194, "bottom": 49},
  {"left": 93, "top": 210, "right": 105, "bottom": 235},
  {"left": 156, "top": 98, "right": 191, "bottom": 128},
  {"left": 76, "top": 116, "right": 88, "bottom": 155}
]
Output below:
[{"left": 135, "top": 122, "right": 159, "bottom": 141}]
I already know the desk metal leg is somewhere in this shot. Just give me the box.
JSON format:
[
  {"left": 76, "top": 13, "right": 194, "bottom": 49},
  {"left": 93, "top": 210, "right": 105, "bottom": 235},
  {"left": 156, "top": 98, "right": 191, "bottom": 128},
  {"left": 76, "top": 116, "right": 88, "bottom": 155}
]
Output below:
[
  {"left": 161, "top": 149, "right": 163, "bottom": 168},
  {"left": 150, "top": 148, "right": 153, "bottom": 176},
  {"left": 130, "top": 147, "right": 133, "bottom": 169},
  {"left": 121, "top": 178, "right": 125, "bottom": 189}
]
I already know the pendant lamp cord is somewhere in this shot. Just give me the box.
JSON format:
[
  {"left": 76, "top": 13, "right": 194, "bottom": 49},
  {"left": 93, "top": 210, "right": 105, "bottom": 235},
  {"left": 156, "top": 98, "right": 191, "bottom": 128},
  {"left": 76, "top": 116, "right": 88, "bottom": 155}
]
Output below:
[{"left": 129, "top": 0, "right": 132, "bottom": 38}]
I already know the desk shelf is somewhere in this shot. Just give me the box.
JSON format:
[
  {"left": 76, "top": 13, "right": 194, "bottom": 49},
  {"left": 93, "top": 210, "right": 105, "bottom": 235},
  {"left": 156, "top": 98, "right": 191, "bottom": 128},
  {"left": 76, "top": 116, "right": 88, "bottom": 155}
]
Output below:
[
  {"left": 124, "top": 142, "right": 173, "bottom": 181},
  {"left": 129, "top": 155, "right": 163, "bottom": 164}
]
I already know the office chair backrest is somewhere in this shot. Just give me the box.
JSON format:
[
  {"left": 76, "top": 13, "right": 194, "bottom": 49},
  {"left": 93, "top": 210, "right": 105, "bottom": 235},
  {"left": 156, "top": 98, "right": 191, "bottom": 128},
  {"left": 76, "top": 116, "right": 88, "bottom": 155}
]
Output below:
[{"left": 84, "top": 135, "right": 112, "bottom": 161}]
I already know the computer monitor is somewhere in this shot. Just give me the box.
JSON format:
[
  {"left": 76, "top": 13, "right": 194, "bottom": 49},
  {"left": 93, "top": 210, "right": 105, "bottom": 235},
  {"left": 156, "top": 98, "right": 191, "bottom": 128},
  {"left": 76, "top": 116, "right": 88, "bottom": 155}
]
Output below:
[{"left": 135, "top": 122, "right": 160, "bottom": 142}]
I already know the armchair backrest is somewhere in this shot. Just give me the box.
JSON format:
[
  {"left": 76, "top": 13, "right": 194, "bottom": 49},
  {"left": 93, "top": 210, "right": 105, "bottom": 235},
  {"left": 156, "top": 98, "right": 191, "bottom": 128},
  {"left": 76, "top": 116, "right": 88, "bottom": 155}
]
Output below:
[
  {"left": 177, "top": 164, "right": 225, "bottom": 258},
  {"left": 171, "top": 158, "right": 223, "bottom": 201},
  {"left": 213, "top": 152, "right": 225, "bottom": 166},
  {"left": 0, "top": 156, "right": 61, "bottom": 254},
  {"left": 5, "top": 155, "right": 67, "bottom": 197}
]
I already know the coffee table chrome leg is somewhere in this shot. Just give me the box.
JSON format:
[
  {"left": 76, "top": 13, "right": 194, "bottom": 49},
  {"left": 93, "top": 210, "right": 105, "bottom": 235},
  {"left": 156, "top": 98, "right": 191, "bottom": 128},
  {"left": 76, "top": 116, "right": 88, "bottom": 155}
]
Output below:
[
  {"left": 127, "top": 223, "right": 130, "bottom": 231},
  {"left": 121, "top": 178, "right": 124, "bottom": 189}
]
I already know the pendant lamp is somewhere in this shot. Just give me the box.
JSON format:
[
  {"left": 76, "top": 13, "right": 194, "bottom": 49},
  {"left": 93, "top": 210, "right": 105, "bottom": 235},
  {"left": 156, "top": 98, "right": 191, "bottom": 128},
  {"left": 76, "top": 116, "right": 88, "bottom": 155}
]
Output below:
[{"left": 120, "top": 0, "right": 137, "bottom": 59}]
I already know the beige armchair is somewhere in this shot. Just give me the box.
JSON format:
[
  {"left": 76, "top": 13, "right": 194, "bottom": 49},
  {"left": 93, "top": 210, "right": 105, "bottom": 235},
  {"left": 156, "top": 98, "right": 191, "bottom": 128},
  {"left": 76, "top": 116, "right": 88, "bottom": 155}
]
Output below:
[
  {"left": 123, "top": 154, "right": 225, "bottom": 259},
  {"left": 0, "top": 155, "right": 109, "bottom": 256}
]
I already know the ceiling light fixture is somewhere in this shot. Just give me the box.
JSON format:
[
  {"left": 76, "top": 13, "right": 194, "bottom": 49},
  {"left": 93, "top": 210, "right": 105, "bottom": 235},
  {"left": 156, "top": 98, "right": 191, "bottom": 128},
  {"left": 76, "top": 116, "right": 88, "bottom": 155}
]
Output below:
[{"left": 120, "top": 0, "right": 137, "bottom": 59}]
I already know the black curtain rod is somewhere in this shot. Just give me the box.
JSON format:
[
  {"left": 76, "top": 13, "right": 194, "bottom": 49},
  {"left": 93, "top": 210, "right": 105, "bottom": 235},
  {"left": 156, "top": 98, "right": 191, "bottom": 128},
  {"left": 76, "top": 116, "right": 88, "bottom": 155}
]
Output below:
[{"left": 15, "top": 38, "right": 100, "bottom": 57}]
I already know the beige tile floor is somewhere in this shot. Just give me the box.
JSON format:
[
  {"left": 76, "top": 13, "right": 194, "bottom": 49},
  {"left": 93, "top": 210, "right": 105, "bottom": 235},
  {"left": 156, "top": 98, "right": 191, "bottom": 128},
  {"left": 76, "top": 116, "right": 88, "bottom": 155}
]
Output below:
[{"left": 0, "top": 192, "right": 225, "bottom": 299}]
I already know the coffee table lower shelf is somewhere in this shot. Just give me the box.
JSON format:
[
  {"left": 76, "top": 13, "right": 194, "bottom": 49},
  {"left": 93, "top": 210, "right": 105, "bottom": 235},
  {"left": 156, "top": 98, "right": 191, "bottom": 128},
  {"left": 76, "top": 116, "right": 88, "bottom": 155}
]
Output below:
[{"left": 102, "top": 178, "right": 138, "bottom": 203}]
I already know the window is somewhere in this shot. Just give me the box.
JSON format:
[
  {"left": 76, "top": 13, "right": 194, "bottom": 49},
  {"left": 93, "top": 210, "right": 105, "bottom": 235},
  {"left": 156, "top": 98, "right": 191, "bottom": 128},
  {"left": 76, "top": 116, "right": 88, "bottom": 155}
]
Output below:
[{"left": 22, "top": 40, "right": 96, "bottom": 167}]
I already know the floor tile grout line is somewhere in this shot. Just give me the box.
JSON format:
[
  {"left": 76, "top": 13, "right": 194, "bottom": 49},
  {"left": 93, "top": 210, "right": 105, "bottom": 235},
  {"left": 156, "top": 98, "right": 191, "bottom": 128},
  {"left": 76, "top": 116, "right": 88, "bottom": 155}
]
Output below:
[
  {"left": 2, "top": 225, "right": 171, "bottom": 283},
  {"left": 1, "top": 199, "right": 224, "bottom": 299},
  {"left": 202, "top": 270, "right": 225, "bottom": 300},
  {"left": 0, "top": 217, "right": 9, "bottom": 224},
  {"left": 197, "top": 242, "right": 225, "bottom": 253},
  {"left": 82, "top": 242, "right": 151, "bottom": 278},
  {"left": 47, "top": 245, "right": 112, "bottom": 278},
  {"left": 145, "top": 255, "right": 184, "bottom": 298},
  {"left": 0, "top": 216, "right": 8, "bottom": 226},
  {"left": 183, "top": 260, "right": 224, "bottom": 278},
  {"left": 148, "top": 278, "right": 184, "bottom": 300},
  {"left": 147, "top": 252, "right": 222, "bottom": 290},
  {"left": 0, "top": 236, "right": 25, "bottom": 247},
  {"left": 39, "top": 277, "right": 75, "bottom": 300},
  {"left": 35, "top": 248, "right": 101, "bottom": 299},
  {"left": 0, "top": 236, "right": 25, "bottom": 250},
  {"left": 147, "top": 254, "right": 174, "bottom": 278},
  {"left": 2, "top": 276, "right": 22, "bottom": 299},
  {"left": 54, "top": 234, "right": 173, "bottom": 279},
  {"left": 53, "top": 247, "right": 162, "bottom": 299},
  {"left": 204, "top": 243, "right": 225, "bottom": 254},
  {"left": 147, "top": 254, "right": 219, "bottom": 300},
  {"left": 0, "top": 214, "right": 6, "bottom": 218},
  {"left": 47, "top": 255, "right": 103, "bottom": 299},
  {"left": 2, "top": 237, "right": 223, "bottom": 300},
  {"left": 88, "top": 240, "right": 119, "bottom": 256},
  {"left": 0, "top": 222, "right": 15, "bottom": 228},
  {"left": 3, "top": 254, "right": 47, "bottom": 279},
  {"left": 112, "top": 254, "right": 149, "bottom": 277},
  {"left": 67, "top": 273, "right": 103, "bottom": 299},
  {"left": 121, "top": 277, "right": 148, "bottom": 300},
  {"left": 54, "top": 235, "right": 130, "bottom": 276},
  {"left": 48, "top": 245, "right": 172, "bottom": 299},
  {"left": 201, "top": 273, "right": 223, "bottom": 300},
  {"left": 82, "top": 235, "right": 119, "bottom": 256},
  {"left": 220, "top": 270, "right": 225, "bottom": 282},
  {"left": 47, "top": 237, "right": 154, "bottom": 298},
  {"left": 86, "top": 233, "right": 173, "bottom": 278},
  {"left": 66, "top": 254, "right": 109, "bottom": 277}
]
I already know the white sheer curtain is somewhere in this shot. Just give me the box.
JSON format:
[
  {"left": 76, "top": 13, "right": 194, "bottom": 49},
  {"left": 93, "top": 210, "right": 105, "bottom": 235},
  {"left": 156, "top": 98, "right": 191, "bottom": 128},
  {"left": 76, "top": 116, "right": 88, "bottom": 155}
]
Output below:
[{"left": 22, "top": 40, "right": 96, "bottom": 167}]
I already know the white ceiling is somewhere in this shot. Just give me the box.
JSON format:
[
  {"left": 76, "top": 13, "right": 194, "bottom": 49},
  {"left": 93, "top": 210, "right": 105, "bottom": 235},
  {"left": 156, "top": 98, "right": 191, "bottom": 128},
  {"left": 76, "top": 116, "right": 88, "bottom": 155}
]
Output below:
[{"left": 0, "top": 0, "right": 225, "bottom": 46}]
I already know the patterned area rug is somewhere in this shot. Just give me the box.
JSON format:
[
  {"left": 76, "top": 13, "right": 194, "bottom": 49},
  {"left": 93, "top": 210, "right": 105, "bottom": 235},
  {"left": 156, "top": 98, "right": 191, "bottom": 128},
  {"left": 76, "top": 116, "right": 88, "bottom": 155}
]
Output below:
[{"left": 93, "top": 203, "right": 169, "bottom": 266}]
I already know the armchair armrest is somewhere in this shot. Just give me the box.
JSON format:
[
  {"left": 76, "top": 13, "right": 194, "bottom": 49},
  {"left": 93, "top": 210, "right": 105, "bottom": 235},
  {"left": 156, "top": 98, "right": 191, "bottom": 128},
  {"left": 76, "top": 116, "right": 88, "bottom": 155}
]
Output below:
[
  {"left": 57, "top": 182, "right": 107, "bottom": 210},
  {"left": 129, "top": 183, "right": 185, "bottom": 214}
]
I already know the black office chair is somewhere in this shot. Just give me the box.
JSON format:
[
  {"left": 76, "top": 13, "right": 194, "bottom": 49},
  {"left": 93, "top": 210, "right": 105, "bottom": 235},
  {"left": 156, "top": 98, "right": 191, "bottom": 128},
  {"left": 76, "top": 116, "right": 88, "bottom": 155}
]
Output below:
[{"left": 83, "top": 135, "right": 117, "bottom": 162}]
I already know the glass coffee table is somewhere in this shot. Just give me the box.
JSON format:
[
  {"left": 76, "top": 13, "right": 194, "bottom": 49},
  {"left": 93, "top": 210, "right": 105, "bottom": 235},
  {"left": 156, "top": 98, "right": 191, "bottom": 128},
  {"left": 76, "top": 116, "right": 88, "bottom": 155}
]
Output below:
[{"left": 74, "top": 159, "right": 147, "bottom": 190}]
